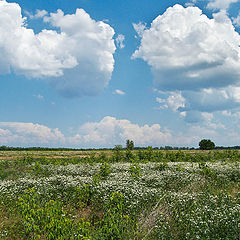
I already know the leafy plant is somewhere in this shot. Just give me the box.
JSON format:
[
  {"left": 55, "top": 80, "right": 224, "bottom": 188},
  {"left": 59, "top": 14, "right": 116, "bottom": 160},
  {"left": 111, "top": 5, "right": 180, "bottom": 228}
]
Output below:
[
  {"left": 156, "top": 162, "right": 168, "bottom": 171},
  {"left": 99, "top": 162, "right": 111, "bottom": 179},
  {"left": 75, "top": 184, "right": 91, "bottom": 209},
  {"left": 18, "top": 188, "right": 91, "bottom": 240},
  {"left": 128, "top": 163, "right": 141, "bottom": 179},
  {"left": 99, "top": 192, "right": 135, "bottom": 240}
]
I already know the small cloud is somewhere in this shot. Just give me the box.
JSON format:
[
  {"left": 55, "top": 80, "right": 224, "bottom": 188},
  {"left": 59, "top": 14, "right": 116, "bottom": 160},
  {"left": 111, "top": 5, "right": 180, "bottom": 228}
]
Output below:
[
  {"left": 34, "top": 9, "right": 48, "bottom": 19},
  {"left": 133, "top": 22, "right": 147, "bottom": 38},
  {"left": 153, "top": 88, "right": 165, "bottom": 94},
  {"left": 232, "top": 13, "right": 240, "bottom": 27},
  {"left": 113, "top": 89, "right": 125, "bottom": 95},
  {"left": 185, "top": 0, "right": 197, "bottom": 7},
  {"left": 185, "top": 2, "right": 195, "bottom": 7},
  {"left": 201, "top": 112, "right": 225, "bottom": 129},
  {"left": 25, "top": 9, "right": 48, "bottom": 19},
  {"left": 206, "top": 0, "right": 238, "bottom": 10},
  {"left": 115, "top": 34, "right": 125, "bottom": 49},
  {"left": 33, "top": 94, "right": 44, "bottom": 100},
  {"left": 156, "top": 97, "right": 166, "bottom": 104},
  {"left": 180, "top": 111, "right": 186, "bottom": 117},
  {"left": 156, "top": 92, "right": 185, "bottom": 112}
]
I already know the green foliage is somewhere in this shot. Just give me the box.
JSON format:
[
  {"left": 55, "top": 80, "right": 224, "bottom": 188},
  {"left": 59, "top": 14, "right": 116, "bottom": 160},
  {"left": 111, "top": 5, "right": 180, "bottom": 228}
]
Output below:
[
  {"left": 74, "top": 185, "right": 91, "bottom": 209},
  {"left": 128, "top": 163, "right": 141, "bottom": 179},
  {"left": 153, "top": 150, "right": 165, "bottom": 162},
  {"left": 155, "top": 192, "right": 240, "bottom": 240},
  {"left": 92, "top": 172, "right": 101, "bottom": 185},
  {"left": 125, "top": 149, "right": 134, "bottom": 161},
  {"left": 156, "top": 162, "right": 168, "bottom": 171},
  {"left": 199, "top": 139, "right": 215, "bottom": 150},
  {"left": 145, "top": 146, "right": 154, "bottom": 161},
  {"left": 199, "top": 162, "right": 216, "bottom": 179},
  {"left": 18, "top": 188, "right": 91, "bottom": 240},
  {"left": 1, "top": 150, "right": 240, "bottom": 239},
  {"left": 0, "top": 160, "right": 10, "bottom": 180},
  {"left": 112, "top": 145, "right": 123, "bottom": 162},
  {"left": 126, "top": 140, "right": 134, "bottom": 150},
  {"left": 22, "top": 154, "right": 35, "bottom": 165},
  {"left": 175, "top": 163, "right": 185, "bottom": 172},
  {"left": 99, "top": 162, "right": 111, "bottom": 179},
  {"left": 92, "top": 162, "right": 112, "bottom": 184},
  {"left": 31, "top": 162, "right": 50, "bottom": 177},
  {"left": 98, "top": 192, "right": 135, "bottom": 240},
  {"left": 98, "top": 152, "right": 107, "bottom": 162}
]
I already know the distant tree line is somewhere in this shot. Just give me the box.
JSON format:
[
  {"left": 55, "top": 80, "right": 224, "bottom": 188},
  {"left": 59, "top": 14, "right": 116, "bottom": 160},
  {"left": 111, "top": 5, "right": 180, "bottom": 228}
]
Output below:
[
  {"left": 0, "top": 145, "right": 196, "bottom": 151},
  {"left": 0, "top": 146, "right": 100, "bottom": 151},
  {"left": 0, "top": 138, "right": 239, "bottom": 151}
]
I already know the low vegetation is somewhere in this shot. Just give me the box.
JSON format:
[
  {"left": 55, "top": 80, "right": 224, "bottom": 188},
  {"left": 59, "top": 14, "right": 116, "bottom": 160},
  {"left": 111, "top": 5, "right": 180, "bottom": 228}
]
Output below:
[{"left": 0, "top": 148, "right": 239, "bottom": 239}]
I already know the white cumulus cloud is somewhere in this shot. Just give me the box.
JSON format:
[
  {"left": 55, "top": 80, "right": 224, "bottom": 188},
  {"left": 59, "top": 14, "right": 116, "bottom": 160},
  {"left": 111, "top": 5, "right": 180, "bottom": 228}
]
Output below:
[
  {"left": 0, "top": 1, "right": 116, "bottom": 97},
  {"left": 133, "top": 5, "right": 240, "bottom": 92},
  {"left": 69, "top": 116, "right": 173, "bottom": 147},
  {"left": 134, "top": 4, "right": 240, "bottom": 117},
  {"left": 0, "top": 122, "right": 65, "bottom": 146}
]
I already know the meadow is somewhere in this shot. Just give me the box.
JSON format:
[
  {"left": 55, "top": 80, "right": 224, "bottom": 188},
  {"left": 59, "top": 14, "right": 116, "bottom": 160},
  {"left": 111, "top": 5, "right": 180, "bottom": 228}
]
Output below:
[{"left": 0, "top": 148, "right": 239, "bottom": 239}]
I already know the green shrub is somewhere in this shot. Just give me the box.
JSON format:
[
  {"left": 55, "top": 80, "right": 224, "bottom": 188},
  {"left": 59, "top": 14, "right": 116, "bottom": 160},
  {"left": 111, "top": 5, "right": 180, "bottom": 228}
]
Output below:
[
  {"left": 128, "top": 163, "right": 141, "bottom": 179},
  {"left": 18, "top": 188, "right": 91, "bottom": 240},
  {"left": 99, "top": 192, "right": 135, "bottom": 240},
  {"left": 74, "top": 184, "right": 91, "bottom": 209},
  {"left": 99, "top": 162, "right": 111, "bottom": 179}
]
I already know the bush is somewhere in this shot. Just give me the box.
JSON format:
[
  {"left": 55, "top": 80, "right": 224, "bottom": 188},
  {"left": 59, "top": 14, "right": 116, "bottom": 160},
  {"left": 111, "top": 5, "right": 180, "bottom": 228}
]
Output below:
[{"left": 18, "top": 188, "right": 92, "bottom": 240}]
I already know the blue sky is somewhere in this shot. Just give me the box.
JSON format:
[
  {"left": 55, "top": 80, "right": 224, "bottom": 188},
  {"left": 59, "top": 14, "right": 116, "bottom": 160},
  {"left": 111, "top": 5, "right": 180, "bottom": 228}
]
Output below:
[{"left": 1, "top": 0, "right": 240, "bottom": 148}]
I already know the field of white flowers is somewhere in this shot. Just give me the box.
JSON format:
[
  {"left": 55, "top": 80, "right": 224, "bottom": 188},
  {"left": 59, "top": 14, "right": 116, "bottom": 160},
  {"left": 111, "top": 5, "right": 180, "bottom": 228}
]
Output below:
[{"left": 0, "top": 150, "right": 239, "bottom": 239}]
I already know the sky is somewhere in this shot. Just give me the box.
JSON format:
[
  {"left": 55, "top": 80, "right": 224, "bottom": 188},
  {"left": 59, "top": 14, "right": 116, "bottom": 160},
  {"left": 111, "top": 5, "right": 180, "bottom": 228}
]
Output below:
[{"left": 1, "top": 0, "right": 240, "bottom": 148}]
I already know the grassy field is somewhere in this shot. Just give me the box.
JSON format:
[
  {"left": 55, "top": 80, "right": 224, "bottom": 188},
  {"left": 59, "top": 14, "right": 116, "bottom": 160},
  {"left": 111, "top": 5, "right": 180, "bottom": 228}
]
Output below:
[{"left": 0, "top": 149, "right": 239, "bottom": 239}]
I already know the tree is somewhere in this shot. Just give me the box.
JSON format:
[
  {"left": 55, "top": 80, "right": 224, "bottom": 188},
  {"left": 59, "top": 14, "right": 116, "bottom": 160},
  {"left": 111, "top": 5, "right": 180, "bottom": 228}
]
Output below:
[
  {"left": 199, "top": 139, "right": 215, "bottom": 150},
  {"left": 126, "top": 140, "right": 134, "bottom": 150}
]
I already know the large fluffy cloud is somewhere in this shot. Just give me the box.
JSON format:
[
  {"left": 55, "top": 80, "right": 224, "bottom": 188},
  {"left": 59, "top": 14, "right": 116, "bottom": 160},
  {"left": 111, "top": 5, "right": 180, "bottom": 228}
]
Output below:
[
  {"left": 134, "top": 4, "right": 240, "bottom": 118},
  {"left": 0, "top": 0, "right": 116, "bottom": 97},
  {"left": 133, "top": 5, "right": 240, "bottom": 91},
  {"left": 69, "top": 116, "right": 175, "bottom": 147},
  {"left": 0, "top": 118, "right": 185, "bottom": 147},
  {"left": 0, "top": 122, "right": 65, "bottom": 146}
]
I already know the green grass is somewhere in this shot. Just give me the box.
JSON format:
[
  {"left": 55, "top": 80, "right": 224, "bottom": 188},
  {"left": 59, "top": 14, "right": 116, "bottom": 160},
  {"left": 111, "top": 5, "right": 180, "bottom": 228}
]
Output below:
[{"left": 0, "top": 150, "right": 239, "bottom": 239}]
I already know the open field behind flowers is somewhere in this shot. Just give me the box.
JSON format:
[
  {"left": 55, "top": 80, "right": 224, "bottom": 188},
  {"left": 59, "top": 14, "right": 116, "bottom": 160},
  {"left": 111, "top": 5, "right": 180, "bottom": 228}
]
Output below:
[{"left": 0, "top": 149, "right": 239, "bottom": 239}]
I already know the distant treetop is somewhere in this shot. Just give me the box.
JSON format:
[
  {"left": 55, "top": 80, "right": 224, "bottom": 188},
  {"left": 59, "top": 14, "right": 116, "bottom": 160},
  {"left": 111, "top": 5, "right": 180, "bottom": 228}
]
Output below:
[
  {"left": 126, "top": 140, "right": 134, "bottom": 150},
  {"left": 199, "top": 139, "right": 215, "bottom": 150}
]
